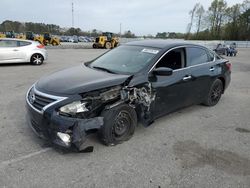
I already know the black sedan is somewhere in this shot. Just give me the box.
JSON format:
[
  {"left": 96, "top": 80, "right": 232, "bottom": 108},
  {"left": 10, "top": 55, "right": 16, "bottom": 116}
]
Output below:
[{"left": 26, "top": 40, "right": 231, "bottom": 151}]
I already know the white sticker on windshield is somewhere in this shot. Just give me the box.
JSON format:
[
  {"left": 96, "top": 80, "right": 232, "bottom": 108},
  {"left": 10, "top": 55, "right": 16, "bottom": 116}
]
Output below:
[{"left": 141, "top": 49, "right": 159, "bottom": 54}]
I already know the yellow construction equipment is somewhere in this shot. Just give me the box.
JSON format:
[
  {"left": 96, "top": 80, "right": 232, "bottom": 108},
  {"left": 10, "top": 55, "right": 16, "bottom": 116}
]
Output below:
[
  {"left": 25, "top": 31, "right": 60, "bottom": 46},
  {"left": 93, "top": 32, "right": 119, "bottom": 49},
  {"left": 43, "top": 32, "right": 60, "bottom": 46},
  {"left": 16, "top": 33, "right": 26, "bottom": 39},
  {"left": 5, "top": 31, "right": 16, "bottom": 38},
  {"left": 0, "top": 32, "right": 6, "bottom": 38}
]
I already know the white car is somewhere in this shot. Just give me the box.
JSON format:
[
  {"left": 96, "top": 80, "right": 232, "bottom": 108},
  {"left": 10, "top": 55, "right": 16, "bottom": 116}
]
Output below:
[{"left": 0, "top": 38, "right": 48, "bottom": 65}]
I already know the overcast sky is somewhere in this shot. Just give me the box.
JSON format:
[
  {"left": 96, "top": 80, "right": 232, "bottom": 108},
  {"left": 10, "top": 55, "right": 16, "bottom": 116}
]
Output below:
[{"left": 0, "top": 0, "right": 244, "bottom": 35}]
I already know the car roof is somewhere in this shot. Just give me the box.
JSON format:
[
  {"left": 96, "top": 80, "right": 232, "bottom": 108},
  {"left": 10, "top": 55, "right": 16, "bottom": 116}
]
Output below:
[
  {"left": 0, "top": 38, "right": 34, "bottom": 43},
  {"left": 125, "top": 39, "right": 205, "bottom": 49}
]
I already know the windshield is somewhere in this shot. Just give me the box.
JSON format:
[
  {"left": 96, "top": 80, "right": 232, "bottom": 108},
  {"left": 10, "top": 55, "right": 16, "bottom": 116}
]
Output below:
[{"left": 89, "top": 45, "right": 160, "bottom": 74}]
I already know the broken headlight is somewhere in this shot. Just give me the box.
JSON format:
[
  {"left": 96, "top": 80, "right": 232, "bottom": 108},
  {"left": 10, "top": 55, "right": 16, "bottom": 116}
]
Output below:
[{"left": 59, "top": 101, "right": 89, "bottom": 115}]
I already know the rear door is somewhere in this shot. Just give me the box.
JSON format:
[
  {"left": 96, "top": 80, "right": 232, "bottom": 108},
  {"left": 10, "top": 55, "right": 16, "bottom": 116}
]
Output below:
[{"left": 185, "top": 47, "right": 217, "bottom": 104}]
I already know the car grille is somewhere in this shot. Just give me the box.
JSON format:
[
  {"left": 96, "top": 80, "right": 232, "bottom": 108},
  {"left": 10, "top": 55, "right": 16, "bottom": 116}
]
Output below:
[
  {"left": 33, "top": 93, "right": 56, "bottom": 111},
  {"left": 27, "top": 87, "right": 64, "bottom": 112}
]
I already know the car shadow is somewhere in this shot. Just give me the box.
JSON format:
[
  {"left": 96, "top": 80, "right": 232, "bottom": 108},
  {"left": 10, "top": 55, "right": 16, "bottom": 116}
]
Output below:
[{"left": 0, "top": 62, "right": 32, "bottom": 67}]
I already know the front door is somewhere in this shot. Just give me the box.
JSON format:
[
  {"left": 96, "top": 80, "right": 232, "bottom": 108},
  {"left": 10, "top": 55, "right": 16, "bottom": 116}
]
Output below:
[{"left": 149, "top": 47, "right": 194, "bottom": 118}]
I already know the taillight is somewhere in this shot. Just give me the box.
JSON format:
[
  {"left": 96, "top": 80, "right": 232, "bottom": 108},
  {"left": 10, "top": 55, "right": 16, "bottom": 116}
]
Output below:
[
  {"left": 226, "top": 62, "right": 231, "bottom": 72},
  {"left": 37, "top": 44, "right": 45, "bottom": 49}
]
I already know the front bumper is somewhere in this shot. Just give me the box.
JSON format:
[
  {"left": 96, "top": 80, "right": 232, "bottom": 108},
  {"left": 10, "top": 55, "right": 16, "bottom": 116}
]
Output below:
[{"left": 26, "top": 88, "right": 103, "bottom": 151}]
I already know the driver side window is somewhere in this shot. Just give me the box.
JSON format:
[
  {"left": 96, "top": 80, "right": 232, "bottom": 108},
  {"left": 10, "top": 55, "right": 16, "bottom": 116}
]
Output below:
[{"left": 156, "top": 48, "right": 185, "bottom": 70}]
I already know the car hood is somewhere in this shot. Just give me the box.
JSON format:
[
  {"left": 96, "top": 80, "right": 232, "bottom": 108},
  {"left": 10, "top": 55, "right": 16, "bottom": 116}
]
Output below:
[{"left": 36, "top": 65, "right": 131, "bottom": 95}]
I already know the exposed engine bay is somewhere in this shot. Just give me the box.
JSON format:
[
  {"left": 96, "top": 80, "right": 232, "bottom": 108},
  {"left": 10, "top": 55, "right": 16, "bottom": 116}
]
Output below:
[{"left": 73, "top": 82, "right": 156, "bottom": 126}]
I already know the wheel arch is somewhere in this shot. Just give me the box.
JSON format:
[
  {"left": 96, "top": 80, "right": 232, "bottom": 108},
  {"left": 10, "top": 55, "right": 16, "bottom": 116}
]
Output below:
[
  {"left": 30, "top": 53, "right": 44, "bottom": 62},
  {"left": 218, "top": 76, "right": 225, "bottom": 93}
]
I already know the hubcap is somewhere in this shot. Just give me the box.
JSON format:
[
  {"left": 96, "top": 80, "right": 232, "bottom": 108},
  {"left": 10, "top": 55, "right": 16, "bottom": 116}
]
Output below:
[
  {"left": 211, "top": 83, "right": 222, "bottom": 103},
  {"left": 33, "top": 55, "right": 42, "bottom": 64},
  {"left": 112, "top": 111, "right": 131, "bottom": 138}
]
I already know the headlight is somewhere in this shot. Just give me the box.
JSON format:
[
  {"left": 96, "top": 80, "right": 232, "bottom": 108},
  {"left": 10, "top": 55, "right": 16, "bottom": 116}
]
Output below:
[
  {"left": 59, "top": 101, "right": 89, "bottom": 115},
  {"left": 57, "top": 132, "right": 71, "bottom": 146}
]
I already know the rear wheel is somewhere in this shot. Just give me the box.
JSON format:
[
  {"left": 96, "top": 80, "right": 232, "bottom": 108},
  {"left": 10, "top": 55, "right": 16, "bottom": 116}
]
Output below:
[
  {"left": 30, "top": 54, "right": 44, "bottom": 65},
  {"left": 99, "top": 104, "right": 137, "bottom": 146},
  {"left": 203, "top": 79, "right": 223, "bottom": 106},
  {"left": 93, "top": 43, "right": 97, "bottom": 48},
  {"left": 105, "top": 42, "right": 112, "bottom": 49}
]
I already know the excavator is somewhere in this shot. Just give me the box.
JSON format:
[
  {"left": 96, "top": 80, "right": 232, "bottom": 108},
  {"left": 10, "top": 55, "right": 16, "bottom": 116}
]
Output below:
[{"left": 93, "top": 32, "right": 119, "bottom": 49}]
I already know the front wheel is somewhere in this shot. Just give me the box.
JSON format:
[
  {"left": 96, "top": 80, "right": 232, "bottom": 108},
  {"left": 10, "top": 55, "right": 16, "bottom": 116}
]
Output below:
[
  {"left": 203, "top": 79, "right": 223, "bottom": 106},
  {"left": 99, "top": 104, "right": 137, "bottom": 146},
  {"left": 105, "top": 42, "right": 112, "bottom": 49},
  {"left": 30, "top": 54, "right": 44, "bottom": 65}
]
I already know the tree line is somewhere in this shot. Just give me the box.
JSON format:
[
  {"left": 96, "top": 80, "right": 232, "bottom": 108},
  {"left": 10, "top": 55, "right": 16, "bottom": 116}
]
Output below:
[
  {"left": 1, "top": 0, "right": 249, "bottom": 40},
  {"left": 0, "top": 20, "right": 137, "bottom": 38},
  {"left": 187, "top": 0, "right": 250, "bottom": 40}
]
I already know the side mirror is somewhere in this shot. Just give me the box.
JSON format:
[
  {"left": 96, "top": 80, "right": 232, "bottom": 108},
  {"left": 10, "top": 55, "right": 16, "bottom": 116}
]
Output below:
[{"left": 152, "top": 67, "right": 173, "bottom": 76}]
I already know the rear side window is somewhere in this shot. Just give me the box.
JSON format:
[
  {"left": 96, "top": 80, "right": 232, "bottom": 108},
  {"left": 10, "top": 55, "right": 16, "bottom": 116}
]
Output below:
[
  {"left": 186, "top": 47, "right": 209, "bottom": 66},
  {"left": 207, "top": 50, "right": 215, "bottom": 62},
  {"left": 0, "top": 40, "right": 18, "bottom": 47},
  {"left": 18, "top": 41, "right": 31, "bottom": 47}
]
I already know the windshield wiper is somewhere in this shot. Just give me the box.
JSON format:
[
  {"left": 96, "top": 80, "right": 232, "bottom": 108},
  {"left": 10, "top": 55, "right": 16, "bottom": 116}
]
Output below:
[{"left": 92, "top": 66, "right": 116, "bottom": 74}]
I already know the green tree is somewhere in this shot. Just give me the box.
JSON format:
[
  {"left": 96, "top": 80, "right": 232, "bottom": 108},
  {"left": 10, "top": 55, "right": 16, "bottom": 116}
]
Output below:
[
  {"left": 156, "top": 32, "right": 167, "bottom": 38},
  {"left": 195, "top": 4, "right": 205, "bottom": 35},
  {"left": 186, "top": 3, "right": 199, "bottom": 39},
  {"left": 208, "top": 0, "right": 227, "bottom": 38},
  {"left": 123, "top": 30, "right": 135, "bottom": 38}
]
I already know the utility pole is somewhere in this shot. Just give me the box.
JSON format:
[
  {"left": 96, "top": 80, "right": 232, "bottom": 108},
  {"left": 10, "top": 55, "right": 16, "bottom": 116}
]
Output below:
[
  {"left": 72, "top": 0, "right": 74, "bottom": 28},
  {"left": 120, "top": 23, "right": 122, "bottom": 37}
]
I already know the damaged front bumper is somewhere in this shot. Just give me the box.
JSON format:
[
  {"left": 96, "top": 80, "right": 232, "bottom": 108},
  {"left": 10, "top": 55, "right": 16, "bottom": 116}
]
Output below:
[{"left": 26, "top": 102, "right": 103, "bottom": 151}]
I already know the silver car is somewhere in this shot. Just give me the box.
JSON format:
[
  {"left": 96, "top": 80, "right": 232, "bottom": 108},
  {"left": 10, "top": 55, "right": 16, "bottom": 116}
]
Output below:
[{"left": 0, "top": 38, "right": 47, "bottom": 65}]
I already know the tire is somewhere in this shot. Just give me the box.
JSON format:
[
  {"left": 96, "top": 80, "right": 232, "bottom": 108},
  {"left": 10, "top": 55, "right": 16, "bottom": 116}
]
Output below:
[
  {"left": 203, "top": 79, "right": 223, "bottom": 106},
  {"left": 99, "top": 104, "right": 137, "bottom": 146},
  {"left": 105, "top": 42, "right": 112, "bottom": 49},
  {"left": 30, "top": 54, "right": 44, "bottom": 65},
  {"left": 92, "top": 43, "right": 97, "bottom": 49}
]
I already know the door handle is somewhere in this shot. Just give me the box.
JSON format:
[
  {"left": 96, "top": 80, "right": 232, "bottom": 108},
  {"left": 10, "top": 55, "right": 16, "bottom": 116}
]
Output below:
[
  {"left": 13, "top": 49, "right": 19, "bottom": 51},
  {"left": 209, "top": 67, "right": 215, "bottom": 71},
  {"left": 183, "top": 75, "right": 192, "bottom": 81}
]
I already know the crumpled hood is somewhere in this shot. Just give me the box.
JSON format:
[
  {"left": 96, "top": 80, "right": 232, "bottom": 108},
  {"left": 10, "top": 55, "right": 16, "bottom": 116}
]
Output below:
[{"left": 36, "top": 65, "right": 131, "bottom": 95}]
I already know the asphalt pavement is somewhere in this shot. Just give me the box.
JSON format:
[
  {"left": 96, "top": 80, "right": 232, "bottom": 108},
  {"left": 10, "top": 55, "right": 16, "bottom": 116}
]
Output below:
[{"left": 0, "top": 48, "right": 250, "bottom": 188}]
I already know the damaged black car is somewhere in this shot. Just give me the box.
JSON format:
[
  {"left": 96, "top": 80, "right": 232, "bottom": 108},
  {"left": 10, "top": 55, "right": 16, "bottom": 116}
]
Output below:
[{"left": 26, "top": 40, "right": 231, "bottom": 151}]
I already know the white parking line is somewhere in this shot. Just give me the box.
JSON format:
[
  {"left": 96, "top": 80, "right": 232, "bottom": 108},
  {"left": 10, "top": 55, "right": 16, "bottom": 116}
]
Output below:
[{"left": 0, "top": 148, "right": 52, "bottom": 168}]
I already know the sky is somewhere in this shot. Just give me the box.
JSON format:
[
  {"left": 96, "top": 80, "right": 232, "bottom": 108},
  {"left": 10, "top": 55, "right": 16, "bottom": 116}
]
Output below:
[{"left": 0, "top": 0, "right": 244, "bottom": 36}]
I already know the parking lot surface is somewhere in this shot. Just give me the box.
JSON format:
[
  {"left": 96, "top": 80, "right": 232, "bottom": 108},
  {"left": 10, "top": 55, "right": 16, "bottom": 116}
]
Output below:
[{"left": 0, "top": 48, "right": 250, "bottom": 188}]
